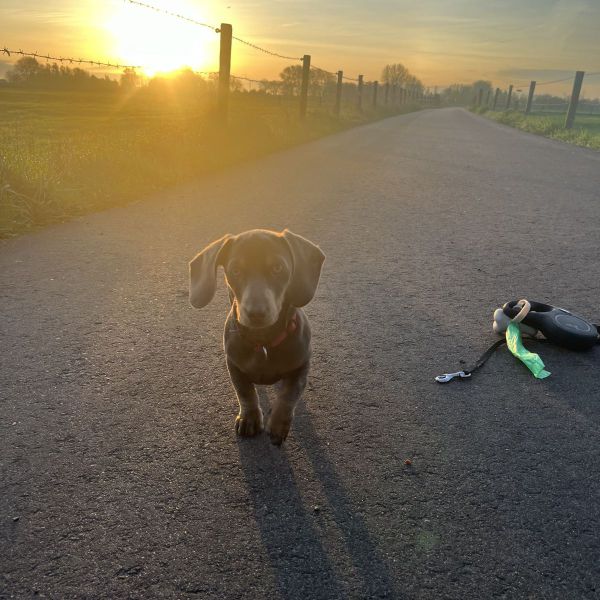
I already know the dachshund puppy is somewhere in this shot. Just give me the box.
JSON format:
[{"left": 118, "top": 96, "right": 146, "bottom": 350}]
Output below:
[{"left": 189, "top": 229, "right": 325, "bottom": 445}]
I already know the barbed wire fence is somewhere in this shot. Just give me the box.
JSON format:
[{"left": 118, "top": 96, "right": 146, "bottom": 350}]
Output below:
[
  {"left": 17, "top": 0, "right": 599, "bottom": 127},
  {"left": 119, "top": 0, "right": 433, "bottom": 120},
  {"left": 0, "top": 0, "right": 448, "bottom": 129},
  {"left": 481, "top": 71, "right": 600, "bottom": 129},
  {"left": 1, "top": 47, "right": 140, "bottom": 70}
]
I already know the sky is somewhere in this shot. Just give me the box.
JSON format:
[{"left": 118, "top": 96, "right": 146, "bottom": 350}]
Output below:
[{"left": 2, "top": 0, "right": 600, "bottom": 97}]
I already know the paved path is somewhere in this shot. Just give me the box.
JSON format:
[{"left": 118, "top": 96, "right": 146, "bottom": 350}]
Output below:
[{"left": 1, "top": 108, "right": 599, "bottom": 599}]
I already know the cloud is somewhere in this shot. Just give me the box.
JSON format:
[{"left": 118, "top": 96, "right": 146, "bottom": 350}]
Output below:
[{"left": 497, "top": 68, "right": 575, "bottom": 81}]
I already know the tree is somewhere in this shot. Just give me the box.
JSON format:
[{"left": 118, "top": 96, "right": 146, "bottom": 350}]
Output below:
[
  {"left": 309, "top": 68, "right": 335, "bottom": 99},
  {"left": 259, "top": 80, "right": 282, "bottom": 95},
  {"left": 440, "top": 81, "right": 493, "bottom": 106},
  {"left": 381, "top": 63, "right": 424, "bottom": 98},
  {"left": 279, "top": 65, "right": 303, "bottom": 96},
  {"left": 279, "top": 65, "right": 335, "bottom": 98},
  {"left": 120, "top": 68, "right": 140, "bottom": 89},
  {"left": 6, "top": 57, "right": 41, "bottom": 84},
  {"left": 381, "top": 63, "right": 409, "bottom": 86}
]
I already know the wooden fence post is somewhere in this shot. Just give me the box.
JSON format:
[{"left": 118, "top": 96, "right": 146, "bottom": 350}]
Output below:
[
  {"left": 357, "top": 75, "right": 364, "bottom": 111},
  {"left": 373, "top": 81, "right": 378, "bottom": 107},
  {"left": 334, "top": 70, "right": 343, "bottom": 116},
  {"left": 525, "top": 80, "right": 536, "bottom": 115},
  {"left": 492, "top": 87, "right": 500, "bottom": 110},
  {"left": 391, "top": 84, "right": 397, "bottom": 105},
  {"left": 477, "top": 88, "right": 483, "bottom": 107},
  {"left": 505, "top": 84, "right": 513, "bottom": 110},
  {"left": 218, "top": 23, "right": 233, "bottom": 123},
  {"left": 299, "top": 54, "right": 311, "bottom": 119},
  {"left": 565, "top": 71, "right": 585, "bottom": 129},
  {"left": 384, "top": 82, "right": 389, "bottom": 105}
]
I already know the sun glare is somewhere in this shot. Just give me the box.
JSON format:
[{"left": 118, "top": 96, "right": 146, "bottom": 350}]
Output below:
[{"left": 104, "top": 1, "right": 218, "bottom": 76}]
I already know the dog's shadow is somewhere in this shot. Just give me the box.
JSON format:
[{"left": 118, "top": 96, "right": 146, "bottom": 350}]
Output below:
[{"left": 237, "top": 387, "right": 398, "bottom": 600}]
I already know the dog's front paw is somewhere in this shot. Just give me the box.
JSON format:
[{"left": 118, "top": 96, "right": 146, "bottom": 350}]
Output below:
[
  {"left": 266, "top": 412, "right": 292, "bottom": 446},
  {"left": 235, "top": 409, "right": 264, "bottom": 437}
]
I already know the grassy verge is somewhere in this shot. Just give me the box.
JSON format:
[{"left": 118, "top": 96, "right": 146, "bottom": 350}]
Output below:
[
  {"left": 472, "top": 106, "right": 600, "bottom": 152},
  {"left": 0, "top": 87, "right": 419, "bottom": 238}
]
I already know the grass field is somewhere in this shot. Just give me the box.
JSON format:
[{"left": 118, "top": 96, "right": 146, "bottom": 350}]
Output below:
[
  {"left": 0, "top": 87, "right": 416, "bottom": 238},
  {"left": 474, "top": 107, "right": 600, "bottom": 151}
]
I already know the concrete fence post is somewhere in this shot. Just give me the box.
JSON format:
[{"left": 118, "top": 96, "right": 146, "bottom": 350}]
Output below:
[
  {"left": 334, "top": 70, "right": 343, "bottom": 116},
  {"left": 505, "top": 84, "right": 513, "bottom": 110},
  {"left": 525, "top": 80, "right": 536, "bottom": 115},
  {"left": 357, "top": 75, "right": 364, "bottom": 111},
  {"left": 299, "top": 54, "right": 311, "bottom": 119},
  {"left": 565, "top": 71, "right": 585, "bottom": 129},
  {"left": 218, "top": 23, "right": 233, "bottom": 123},
  {"left": 492, "top": 87, "right": 500, "bottom": 110}
]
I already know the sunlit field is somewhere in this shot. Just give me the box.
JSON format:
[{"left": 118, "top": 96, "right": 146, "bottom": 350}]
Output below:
[
  {"left": 474, "top": 107, "right": 600, "bottom": 151},
  {"left": 0, "top": 86, "right": 419, "bottom": 237}
]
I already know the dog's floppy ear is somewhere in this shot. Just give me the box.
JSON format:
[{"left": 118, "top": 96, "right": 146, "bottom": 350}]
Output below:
[
  {"left": 189, "top": 234, "right": 232, "bottom": 308},
  {"left": 283, "top": 229, "right": 325, "bottom": 307}
]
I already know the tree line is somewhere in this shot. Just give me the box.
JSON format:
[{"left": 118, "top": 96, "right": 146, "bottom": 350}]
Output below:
[
  {"left": 6, "top": 58, "right": 597, "bottom": 109},
  {"left": 4, "top": 57, "right": 119, "bottom": 91},
  {"left": 439, "top": 79, "right": 600, "bottom": 108},
  {"left": 3, "top": 56, "right": 424, "bottom": 99}
]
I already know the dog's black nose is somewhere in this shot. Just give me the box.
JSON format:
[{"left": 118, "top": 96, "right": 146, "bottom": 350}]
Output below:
[{"left": 246, "top": 307, "right": 268, "bottom": 325}]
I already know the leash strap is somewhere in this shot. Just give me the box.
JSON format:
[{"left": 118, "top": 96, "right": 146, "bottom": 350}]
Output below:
[
  {"left": 435, "top": 339, "right": 506, "bottom": 383},
  {"left": 437, "top": 324, "right": 599, "bottom": 384}
]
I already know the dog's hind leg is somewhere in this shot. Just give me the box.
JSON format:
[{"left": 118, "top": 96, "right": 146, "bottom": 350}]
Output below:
[{"left": 227, "top": 359, "right": 264, "bottom": 437}]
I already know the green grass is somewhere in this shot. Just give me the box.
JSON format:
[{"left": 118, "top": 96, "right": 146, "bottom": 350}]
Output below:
[
  {"left": 473, "top": 106, "right": 600, "bottom": 151},
  {"left": 0, "top": 87, "right": 418, "bottom": 237}
]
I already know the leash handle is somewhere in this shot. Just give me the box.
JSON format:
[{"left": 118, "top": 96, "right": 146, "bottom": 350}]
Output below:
[{"left": 512, "top": 299, "right": 531, "bottom": 323}]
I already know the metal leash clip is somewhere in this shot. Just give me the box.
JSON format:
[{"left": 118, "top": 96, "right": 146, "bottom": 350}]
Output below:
[{"left": 435, "top": 371, "right": 472, "bottom": 384}]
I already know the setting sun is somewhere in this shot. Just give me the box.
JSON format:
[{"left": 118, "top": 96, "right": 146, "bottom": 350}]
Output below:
[{"left": 104, "top": 1, "right": 219, "bottom": 76}]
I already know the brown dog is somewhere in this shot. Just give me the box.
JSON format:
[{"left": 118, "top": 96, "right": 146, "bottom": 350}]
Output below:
[{"left": 189, "top": 229, "right": 325, "bottom": 445}]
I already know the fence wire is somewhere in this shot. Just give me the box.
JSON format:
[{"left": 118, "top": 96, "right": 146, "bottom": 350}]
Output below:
[
  {"left": 1, "top": 47, "right": 140, "bottom": 69},
  {"left": 536, "top": 75, "right": 574, "bottom": 87},
  {"left": 125, "top": 0, "right": 218, "bottom": 31},
  {"left": 310, "top": 64, "right": 337, "bottom": 77},
  {"left": 126, "top": 0, "right": 302, "bottom": 62},
  {"left": 230, "top": 74, "right": 263, "bottom": 84},
  {"left": 310, "top": 64, "right": 364, "bottom": 82},
  {"left": 231, "top": 36, "right": 301, "bottom": 62}
]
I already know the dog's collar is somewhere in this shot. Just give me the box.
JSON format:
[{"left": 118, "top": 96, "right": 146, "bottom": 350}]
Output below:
[
  {"left": 257, "top": 310, "right": 298, "bottom": 352},
  {"left": 233, "top": 307, "right": 298, "bottom": 357}
]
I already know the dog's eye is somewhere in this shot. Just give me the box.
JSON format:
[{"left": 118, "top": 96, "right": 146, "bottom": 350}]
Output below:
[{"left": 271, "top": 263, "right": 283, "bottom": 275}]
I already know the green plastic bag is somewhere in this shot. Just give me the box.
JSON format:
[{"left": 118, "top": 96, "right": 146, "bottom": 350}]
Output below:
[{"left": 506, "top": 322, "right": 551, "bottom": 379}]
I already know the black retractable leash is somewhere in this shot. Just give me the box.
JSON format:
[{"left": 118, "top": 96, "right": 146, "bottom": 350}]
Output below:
[{"left": 436, "top": 300, "right": 600, "bottom": 384}]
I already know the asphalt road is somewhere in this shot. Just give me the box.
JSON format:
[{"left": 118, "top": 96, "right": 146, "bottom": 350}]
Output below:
[{"left": 1, "top": 108, "right": 599, "bottom": 600}]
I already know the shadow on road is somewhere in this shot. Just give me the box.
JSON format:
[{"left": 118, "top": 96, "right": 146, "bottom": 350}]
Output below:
[{"left": 236, "top": 388, "right": 399, "bottom": 600}]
